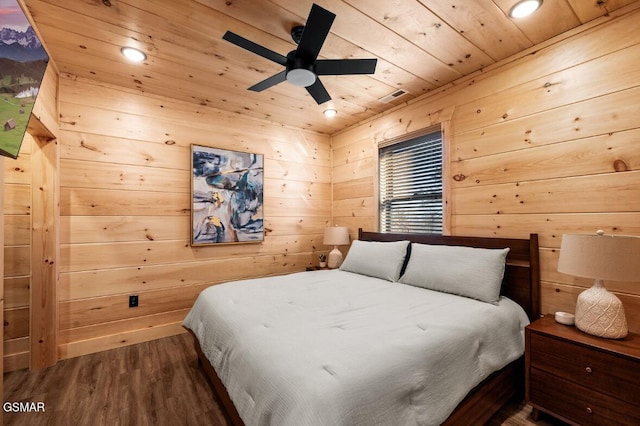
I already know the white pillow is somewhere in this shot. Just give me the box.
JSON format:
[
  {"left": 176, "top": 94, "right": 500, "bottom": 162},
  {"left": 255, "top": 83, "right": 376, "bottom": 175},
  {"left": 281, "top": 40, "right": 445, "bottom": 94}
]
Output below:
[
  {"left": 399, "top": 243, "right": 509, "bottom": 304},
  {"left": 339, "top": 240, "right": 410, "bottom": 281}
]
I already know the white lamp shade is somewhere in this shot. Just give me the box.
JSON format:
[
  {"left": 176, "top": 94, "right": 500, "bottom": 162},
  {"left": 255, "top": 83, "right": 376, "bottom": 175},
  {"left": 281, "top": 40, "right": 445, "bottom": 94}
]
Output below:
[
  {"left": 323, "top": 226, "right": 350, "bottom": 246},
  {"left": 558, "top": 233, "right": 640, "bottom": 282}
]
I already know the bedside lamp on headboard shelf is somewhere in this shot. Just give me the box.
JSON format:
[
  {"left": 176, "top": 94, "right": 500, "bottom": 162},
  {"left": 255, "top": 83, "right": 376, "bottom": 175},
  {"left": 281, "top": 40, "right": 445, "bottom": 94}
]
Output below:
[
  {"left": 558, "top": 230, "right": 640, "bottom": 339},
  {"left": 323, "top": 226, "right": 350, "bottom": 269}
]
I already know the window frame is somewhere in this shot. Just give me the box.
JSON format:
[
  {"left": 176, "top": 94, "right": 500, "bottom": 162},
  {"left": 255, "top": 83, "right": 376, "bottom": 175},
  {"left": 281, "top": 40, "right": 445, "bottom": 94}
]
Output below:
[{"left": 375, "top": 123, "right": 451, "bottom": 235}]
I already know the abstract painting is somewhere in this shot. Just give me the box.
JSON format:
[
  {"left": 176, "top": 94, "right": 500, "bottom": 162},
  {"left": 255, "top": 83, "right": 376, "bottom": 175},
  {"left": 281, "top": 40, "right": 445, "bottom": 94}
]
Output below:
[
  {"left": 191, "top": 144, "right": 264, "bottom": 245},
  {"left": 0, "top": 0, "right": 49, "bottom": 159}
]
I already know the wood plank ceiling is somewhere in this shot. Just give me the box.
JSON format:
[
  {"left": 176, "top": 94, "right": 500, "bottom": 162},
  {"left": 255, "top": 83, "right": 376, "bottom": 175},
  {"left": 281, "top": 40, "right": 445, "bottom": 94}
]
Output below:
[{"left": 22, "top": 0, "right": 639, "bottom": 134}]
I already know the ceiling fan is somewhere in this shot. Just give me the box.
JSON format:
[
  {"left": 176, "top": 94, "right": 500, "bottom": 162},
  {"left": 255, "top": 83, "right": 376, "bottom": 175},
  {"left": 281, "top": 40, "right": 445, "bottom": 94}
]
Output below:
[{"left": 222, "top": 3, "right": 377, "bottom": 105}]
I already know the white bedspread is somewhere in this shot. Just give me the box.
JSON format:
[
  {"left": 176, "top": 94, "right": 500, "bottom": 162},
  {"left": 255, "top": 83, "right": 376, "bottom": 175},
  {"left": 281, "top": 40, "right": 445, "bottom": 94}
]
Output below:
[{"left": 183, "top": 270, "right": 529, "bottom": 426}]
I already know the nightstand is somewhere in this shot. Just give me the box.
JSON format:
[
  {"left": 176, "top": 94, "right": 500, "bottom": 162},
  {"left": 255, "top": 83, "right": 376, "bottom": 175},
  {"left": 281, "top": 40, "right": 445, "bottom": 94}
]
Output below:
[{"left": 525, "top": 315, "right": 640, "bottom": 425}]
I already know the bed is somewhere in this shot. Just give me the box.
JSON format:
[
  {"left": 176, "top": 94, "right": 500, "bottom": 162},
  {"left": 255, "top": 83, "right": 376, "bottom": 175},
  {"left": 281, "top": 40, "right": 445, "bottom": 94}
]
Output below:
[{"left": 184, "top": 229, "right": 540, "bottom": 425}]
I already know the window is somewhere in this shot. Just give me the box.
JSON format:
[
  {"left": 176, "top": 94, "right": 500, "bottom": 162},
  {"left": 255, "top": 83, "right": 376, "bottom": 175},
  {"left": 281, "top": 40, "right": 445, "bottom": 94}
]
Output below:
[{"left": 379, "top": 129, "right": 443, "bottom": 234}]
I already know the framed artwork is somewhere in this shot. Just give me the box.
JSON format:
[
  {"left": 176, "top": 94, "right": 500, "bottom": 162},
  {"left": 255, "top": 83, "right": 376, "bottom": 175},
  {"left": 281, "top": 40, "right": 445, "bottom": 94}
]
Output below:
[
  {"left": 0, "top": 0, "right": 49, "bottom": 159},
  {"left": 191, "top": 144, "right": 264, "bottom": 246}
]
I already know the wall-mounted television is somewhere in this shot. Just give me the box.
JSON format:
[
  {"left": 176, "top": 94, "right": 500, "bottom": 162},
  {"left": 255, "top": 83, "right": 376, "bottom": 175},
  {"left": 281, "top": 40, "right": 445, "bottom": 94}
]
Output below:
[{"left": 0, "top": 0, "right": 48, "bottom": 159}]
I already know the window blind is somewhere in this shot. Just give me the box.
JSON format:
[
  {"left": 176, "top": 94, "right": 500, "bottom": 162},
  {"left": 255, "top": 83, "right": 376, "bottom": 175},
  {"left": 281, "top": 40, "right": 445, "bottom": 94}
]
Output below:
[{"left": 379, "top": 131, "right": 443, "bottom": 234}]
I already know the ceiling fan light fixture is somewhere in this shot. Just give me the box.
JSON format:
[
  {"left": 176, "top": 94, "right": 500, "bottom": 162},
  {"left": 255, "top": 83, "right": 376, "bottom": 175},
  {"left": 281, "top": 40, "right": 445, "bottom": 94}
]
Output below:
[
  {"left": 222, "top": 3, "right": 376, "bottom": 104},
  {"left": 286, "top": 68, "right": 316, "bottom": 87},
  {"left": 323, "top": 108, "right": 337, "bottom": 118},
  {"left": 509, "top": 0, "right": 543, "bottom": 18},
  {"left": 121, "top": 47, "right": 146, "bottom": 62}
]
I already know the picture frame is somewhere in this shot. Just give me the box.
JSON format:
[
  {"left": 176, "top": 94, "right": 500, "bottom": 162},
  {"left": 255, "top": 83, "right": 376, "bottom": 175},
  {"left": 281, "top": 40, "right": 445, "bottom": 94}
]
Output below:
[
  {"left": 191, "top": 144, "right": 264, "bottom": 246},
  {"left": 0, "top": 0, "right": 49, "bottom": 159}
]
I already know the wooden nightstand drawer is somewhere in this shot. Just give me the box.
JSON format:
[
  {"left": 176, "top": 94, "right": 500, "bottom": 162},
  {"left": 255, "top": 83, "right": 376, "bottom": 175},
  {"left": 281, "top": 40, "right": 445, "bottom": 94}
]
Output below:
[
  {"left": 526, "top": 316, "right": 640, "bottom": 425},
  {"left": 529, "top": 333, "right": 640, "bottom": 406},
  {"left": 530, "top": 368, "right": 640, "bottom": 426}
]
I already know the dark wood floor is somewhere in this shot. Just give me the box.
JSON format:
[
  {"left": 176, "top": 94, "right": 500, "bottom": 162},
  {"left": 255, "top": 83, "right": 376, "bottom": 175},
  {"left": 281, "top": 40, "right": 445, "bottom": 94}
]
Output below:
[
  {"left": 4, "top": 333, "right": 228, "bottom": 425},
  {"left": 4, "top": 333, "right": 562, "bottom": 426}
]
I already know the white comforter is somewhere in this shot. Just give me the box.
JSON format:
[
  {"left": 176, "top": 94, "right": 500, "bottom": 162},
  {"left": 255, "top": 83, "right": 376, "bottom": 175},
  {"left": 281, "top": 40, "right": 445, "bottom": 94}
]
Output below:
[{"left": 183, "top": 270, "right": 529, "bottom": 426}]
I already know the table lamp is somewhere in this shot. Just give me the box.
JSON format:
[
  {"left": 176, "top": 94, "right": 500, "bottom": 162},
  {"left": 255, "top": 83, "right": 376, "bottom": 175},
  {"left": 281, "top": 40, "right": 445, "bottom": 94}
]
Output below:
[
  {"left": 323, "top": 226, "right": 350, "bottom": 269},
  {"left": 557, "top": 230, "right": 640, "bottom": 339}
]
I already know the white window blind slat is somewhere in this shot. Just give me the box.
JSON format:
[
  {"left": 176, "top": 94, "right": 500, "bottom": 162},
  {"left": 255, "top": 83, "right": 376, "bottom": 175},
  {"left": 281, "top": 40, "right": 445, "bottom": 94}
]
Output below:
[{"left": 379, "top": 130, "right": 443, "bottom": 234}]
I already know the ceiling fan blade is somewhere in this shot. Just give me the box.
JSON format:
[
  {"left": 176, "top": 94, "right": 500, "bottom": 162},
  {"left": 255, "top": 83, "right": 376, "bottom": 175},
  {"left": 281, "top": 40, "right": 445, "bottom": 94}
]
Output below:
[
  {"left": 296, "top": 4, "right": 335, "bottom": 62},
  {"left": 315, "top": 59, "right": 377, "bottom": 75},
  {"left": 223, "top": 31, "right": 287, "bottom": 66},
  {"left": 306, "top": 78, "right": 331, "bottom": 105},
  {"left": 248, "top": 70, "right": 287, "bottom": 92}
]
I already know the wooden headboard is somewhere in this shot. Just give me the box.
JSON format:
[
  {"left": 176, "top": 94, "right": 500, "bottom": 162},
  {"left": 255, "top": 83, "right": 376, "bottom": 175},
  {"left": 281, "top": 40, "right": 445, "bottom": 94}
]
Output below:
[{"left": 358, "top": 229, "right": 541, "bottom": 321}]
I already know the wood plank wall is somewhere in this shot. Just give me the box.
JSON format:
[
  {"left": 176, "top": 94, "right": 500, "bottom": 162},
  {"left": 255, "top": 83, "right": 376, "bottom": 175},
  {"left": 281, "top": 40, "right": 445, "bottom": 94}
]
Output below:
[
  {"left": 3, "top": 136, "right": 31, "bottom": 372},
  {"left": 332, "top": 7, "right": 640, "bottom": 332},
  {"left": 3, "top": 64, "right": 59, "bottom": 371},
  {"left": 56, "top": 76, "right": 331, "bottom": 359}
]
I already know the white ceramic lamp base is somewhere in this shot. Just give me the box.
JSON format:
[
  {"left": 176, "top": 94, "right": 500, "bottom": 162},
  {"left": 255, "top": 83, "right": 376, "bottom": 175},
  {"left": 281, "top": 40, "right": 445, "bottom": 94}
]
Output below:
[
  {"left": 574, "top": 279, "right": 628, "bottom": 339},
  {"left": 327, "top": 246, "right": 343, "bottom": 269}
]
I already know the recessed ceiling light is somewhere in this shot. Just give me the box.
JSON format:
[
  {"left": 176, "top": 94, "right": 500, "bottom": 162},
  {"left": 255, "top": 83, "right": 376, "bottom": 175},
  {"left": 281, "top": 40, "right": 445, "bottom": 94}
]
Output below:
[
  {"left": 509, "top": 0, "right": 543, "bottom": 19},
  {"left": 323, "top": 108, "right": 337, "bottom": 118},
  {"left": 120, "top": 47, "right": 147, "bottom": 62}
]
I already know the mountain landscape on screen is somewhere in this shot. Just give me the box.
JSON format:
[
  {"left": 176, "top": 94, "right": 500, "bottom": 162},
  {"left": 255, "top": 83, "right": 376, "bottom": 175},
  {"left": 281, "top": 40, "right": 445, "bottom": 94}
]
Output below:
[{"left": 0, "top": 0, "right": 48, "bottom": 159}]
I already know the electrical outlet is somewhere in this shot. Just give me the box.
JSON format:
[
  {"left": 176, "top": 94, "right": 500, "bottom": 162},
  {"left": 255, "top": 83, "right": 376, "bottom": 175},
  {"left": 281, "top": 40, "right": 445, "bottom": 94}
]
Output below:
[{"left": 129, "top": 294, "right": 139, "bottom": 308}]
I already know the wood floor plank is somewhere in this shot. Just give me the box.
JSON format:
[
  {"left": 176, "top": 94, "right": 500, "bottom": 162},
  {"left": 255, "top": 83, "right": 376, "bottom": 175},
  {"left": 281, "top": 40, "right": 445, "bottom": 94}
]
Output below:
[
  {"left": 3, "top": 333, "right": 566, "bottom": 425},
  {"left": 3, "top": 333, "right": 227, "bottom": 426}
]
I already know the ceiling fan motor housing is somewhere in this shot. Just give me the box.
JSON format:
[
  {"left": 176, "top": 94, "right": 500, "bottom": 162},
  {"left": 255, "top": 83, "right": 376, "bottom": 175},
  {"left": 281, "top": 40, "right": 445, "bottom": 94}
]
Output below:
[{"left": 285, "top": 51, "right": 316, "bottom": 87}]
